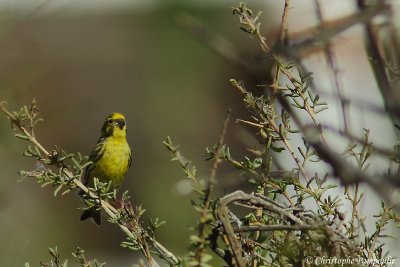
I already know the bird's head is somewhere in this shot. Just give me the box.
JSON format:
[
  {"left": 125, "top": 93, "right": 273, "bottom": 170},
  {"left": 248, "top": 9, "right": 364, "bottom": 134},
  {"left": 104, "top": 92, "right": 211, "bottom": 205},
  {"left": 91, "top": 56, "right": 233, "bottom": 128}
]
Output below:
[{"left": 101, "top": 112, "right": 127, "bottom": 138}]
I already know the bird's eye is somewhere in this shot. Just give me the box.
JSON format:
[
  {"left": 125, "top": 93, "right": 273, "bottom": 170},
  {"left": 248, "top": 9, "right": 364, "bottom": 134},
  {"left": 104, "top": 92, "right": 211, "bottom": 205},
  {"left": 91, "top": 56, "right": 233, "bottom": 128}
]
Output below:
[{"left": 107, "top": 119, "right": 113, "bottom": 124}]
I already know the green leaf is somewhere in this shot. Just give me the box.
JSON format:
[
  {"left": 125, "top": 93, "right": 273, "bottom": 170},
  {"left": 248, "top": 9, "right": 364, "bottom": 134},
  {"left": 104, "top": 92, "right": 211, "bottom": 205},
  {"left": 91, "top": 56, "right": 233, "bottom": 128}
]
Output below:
[
  {"left": 15, "top": 133, "right": 30, "bottom": 140},
  {"left": 201, "top": 254, "right": 212, "bottom": 263},
  {"left": 54, "top": 184, "right": 63, "bottom": 197},
  {"left": 315, "top": 106, "right": 328, "bottom": 113},
  {"left": 253, "top": 157, "right": 262, "bottom": 168},
  {"left": 271, "top": 146, "right": 285, "bottom": 153},
  {"left": 190, "top": 235, "right": 203, "bottom": 243},
  {"left": 324, "top": 184, "right": 337, "bottom": 190}
]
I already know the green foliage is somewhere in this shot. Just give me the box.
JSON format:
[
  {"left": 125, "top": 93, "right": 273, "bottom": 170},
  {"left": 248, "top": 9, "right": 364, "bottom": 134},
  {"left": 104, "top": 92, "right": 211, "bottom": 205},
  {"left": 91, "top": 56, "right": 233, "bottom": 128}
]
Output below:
[{"left": 25, "top": 247, "right": 105, "bottom": 267}]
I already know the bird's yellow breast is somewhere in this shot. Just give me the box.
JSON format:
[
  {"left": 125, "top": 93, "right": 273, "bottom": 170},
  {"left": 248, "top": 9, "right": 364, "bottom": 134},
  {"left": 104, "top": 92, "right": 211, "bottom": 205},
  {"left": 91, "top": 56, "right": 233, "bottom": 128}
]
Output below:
[{"left": 89, "top": 137, "right": 131, "bottom": 187}]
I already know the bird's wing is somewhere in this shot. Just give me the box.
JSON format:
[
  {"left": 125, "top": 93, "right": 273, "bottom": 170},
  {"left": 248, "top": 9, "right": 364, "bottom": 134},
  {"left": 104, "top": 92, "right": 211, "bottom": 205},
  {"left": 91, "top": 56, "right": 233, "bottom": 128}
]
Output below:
[
  {"left": 128, "top": 149, "right": 133, "bottom": 168},
  {"left": 83, "top": 137, "right": 108, "bottom": 186}
]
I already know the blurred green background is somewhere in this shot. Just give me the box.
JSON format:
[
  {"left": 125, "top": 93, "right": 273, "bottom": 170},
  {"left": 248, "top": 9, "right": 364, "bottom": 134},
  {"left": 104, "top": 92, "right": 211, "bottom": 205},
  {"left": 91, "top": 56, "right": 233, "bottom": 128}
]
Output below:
[{"left": 1, "top": 0, "right": 400, "bottom": 266}]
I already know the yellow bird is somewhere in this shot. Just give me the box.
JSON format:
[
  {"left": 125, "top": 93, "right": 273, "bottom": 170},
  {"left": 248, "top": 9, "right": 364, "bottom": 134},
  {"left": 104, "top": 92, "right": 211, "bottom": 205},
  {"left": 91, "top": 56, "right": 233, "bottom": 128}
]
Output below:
[{"left": 80, "top": 112, "right": 132, "bottom": 225}]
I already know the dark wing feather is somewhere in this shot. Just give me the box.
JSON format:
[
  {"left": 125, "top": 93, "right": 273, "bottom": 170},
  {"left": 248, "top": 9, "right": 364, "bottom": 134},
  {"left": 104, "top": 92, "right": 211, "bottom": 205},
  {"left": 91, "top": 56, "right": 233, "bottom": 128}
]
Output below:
[
  {"left": 80, "top": 207, "right": 101, "bottom": 225},
  {"left": 128, "top": 150, "right": 132, "bottom": 168},
  {"left": 82, "top": 137, "right": 108, "bottom": 186}
]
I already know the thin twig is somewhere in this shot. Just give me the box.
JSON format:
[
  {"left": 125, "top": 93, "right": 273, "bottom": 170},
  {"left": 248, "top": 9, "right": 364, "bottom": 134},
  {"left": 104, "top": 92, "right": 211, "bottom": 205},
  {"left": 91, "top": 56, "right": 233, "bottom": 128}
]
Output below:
[
  {"left": 314, "top": 0, "right": 350, "bottom": 133},
  {"left": 232, "top": 224, "right": 318, "bottom": 233},
  {"left": 320, "top": 124, "right": 395, "bottom": 157},
  {"left": 367, "top": 205, "right": 390, "bottom": 259},
  {"left": 194, "top": 109, "right": 231, "bottom": 264},
  {"left": 271, "top": 0, "right": 290, "bottom": 100}
]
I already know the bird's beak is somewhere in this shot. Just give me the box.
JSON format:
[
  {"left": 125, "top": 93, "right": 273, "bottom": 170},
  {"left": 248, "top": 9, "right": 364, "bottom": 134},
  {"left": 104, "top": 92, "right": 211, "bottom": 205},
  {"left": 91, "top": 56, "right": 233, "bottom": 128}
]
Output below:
[{"left": 117, "top": 120, "right": 126, "bottom": 130}]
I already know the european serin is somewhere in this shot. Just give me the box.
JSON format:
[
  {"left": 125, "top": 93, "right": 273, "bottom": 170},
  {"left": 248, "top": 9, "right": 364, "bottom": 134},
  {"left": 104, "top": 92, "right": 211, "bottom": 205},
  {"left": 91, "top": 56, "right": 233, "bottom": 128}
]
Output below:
[{"left": 80, "top": 112, "right": 132, "bottom": 225}]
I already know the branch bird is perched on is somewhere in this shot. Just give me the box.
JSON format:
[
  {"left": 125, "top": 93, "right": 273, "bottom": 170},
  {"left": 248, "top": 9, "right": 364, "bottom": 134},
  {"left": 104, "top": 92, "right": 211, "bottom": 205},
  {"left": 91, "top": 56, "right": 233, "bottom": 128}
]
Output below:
[{"left": 80, "top": 112, "right": 132, "bottom": 225}]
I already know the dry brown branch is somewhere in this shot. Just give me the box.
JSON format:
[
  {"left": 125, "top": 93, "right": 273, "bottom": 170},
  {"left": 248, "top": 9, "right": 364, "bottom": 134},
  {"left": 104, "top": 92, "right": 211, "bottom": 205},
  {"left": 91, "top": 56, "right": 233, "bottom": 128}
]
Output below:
[
  {"left": 176, "top": 13, "right": 259, "bottom": 80},
  {"left": 281, "top": 3, "right": 390, "bottom": 58},
  {"left": 357, "top": 0, "right": 400, "bottom": 124}
]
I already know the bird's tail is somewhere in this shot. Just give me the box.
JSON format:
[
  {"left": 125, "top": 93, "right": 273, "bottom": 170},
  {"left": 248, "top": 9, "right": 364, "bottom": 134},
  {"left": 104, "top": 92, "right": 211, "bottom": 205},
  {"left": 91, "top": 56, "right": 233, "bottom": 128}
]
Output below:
[
  {"left": 80, "top": 208, "right": 101, "bottom": 225},
  {"left": 78, "top": 188, "right": 85, "bottom": 197}
]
